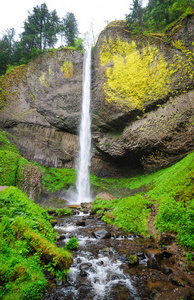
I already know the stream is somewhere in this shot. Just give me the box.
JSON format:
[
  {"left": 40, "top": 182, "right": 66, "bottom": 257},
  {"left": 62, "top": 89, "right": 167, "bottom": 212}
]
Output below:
[{"left": 43, "top": 207, "right": 194, "bottom": 300}]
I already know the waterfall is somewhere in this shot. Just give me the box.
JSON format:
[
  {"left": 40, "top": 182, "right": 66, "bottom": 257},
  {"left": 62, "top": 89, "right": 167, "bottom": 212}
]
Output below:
[{"left": 76, "top": 48, "right": 92, "bottom": 203}]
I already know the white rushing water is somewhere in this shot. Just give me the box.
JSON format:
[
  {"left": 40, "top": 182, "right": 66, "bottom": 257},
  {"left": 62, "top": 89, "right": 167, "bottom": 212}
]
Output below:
[{"left": 76, "top": 48, "right": 92, "bottom": 203}]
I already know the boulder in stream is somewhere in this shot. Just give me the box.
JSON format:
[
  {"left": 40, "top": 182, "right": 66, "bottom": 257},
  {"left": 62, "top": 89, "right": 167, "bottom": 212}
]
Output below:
[
  {"left": 76, "top": 220, "right": 86, "bottom": 226},
  {"left": 93, "top": 229, "right": 111, "bottom": 239}
]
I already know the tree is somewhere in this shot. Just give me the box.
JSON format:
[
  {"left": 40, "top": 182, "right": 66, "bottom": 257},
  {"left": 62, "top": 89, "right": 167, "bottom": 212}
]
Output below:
[
  {"left": 127, "top": 0, "right": 144, "bottom": 32},
  {"left": 74, "top": 37, "right": 84, "bottom": 51},
  {"left": 0, "top": 29, "right": 16, "bottom": 75},
  {"left": 61, "top": 12, "right": 78, "bottom": 47},
  {"left": 21, "top": 3, "right": 60, "bottom": 52}
]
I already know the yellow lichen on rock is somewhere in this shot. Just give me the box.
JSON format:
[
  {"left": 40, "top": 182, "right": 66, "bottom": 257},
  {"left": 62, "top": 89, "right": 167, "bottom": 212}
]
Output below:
[
  {"left": 61, "top": 61, "right": 73, "bottom": 78},
  {"left": 39, "top": 73, "right": 50, "bottom": 87},
  {"left": 100, "top": 38, "right": 171, "bottom": 110}
]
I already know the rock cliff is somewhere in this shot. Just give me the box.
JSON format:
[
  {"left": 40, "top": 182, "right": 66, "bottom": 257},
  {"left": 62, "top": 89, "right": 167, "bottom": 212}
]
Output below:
[
  {"left": 0, "top": 13, "right": 193, "bottom": 177},
  {"left": 91, "top": 13, "right": 194, "bottom": 176},
  {"left": 0, "top": 49, "right": 82, "bottom": 168}
]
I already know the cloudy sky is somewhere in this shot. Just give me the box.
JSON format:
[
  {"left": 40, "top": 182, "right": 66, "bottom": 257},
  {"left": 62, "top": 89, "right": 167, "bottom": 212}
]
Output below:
[{"left": 0, "top": 0, "right": 134, "bottom": 44}]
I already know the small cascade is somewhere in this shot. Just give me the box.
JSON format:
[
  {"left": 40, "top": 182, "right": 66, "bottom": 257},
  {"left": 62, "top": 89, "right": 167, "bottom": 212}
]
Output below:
[
  {"left": 76, "top": 48, "right": 92, "bottom": 203},
  {"left": 44, "top": 212, "right": 142, "bottom": 300}
]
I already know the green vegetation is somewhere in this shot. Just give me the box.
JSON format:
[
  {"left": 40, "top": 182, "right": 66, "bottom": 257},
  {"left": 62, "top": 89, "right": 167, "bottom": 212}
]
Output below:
[
  {"left": 64, "top": 237, "right": 79, "bottom": 250},
  {"left": 55, "top": 207, "right": 73, "bottom": 217},
  {"left": 33, "top": 163, "right": 76, "bottom": 193},
  {"left": 126, "top": 0, "right": 194, "bottom": 33},
  {"left": 92, "top": 152, "right": 194, "bottom": 248},
  {"left": 0, "top": 187, "right": 72, "bottom": 300},
  {"left": 0, "top": 131, "right": 20, "bottom": 154},
  {"left": 93, "top": 195, "right": 151, "bottom": 236}
]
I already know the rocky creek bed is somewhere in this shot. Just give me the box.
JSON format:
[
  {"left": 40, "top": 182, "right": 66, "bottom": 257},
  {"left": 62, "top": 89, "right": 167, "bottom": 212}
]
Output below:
[{"left": 43, "top": 206, "right": 194, "bottom": 300}]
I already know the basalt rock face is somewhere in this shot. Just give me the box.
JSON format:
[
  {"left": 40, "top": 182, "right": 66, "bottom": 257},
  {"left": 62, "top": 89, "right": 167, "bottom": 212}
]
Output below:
[
  {"left": 0, "top": 49, "right": 82, "bottom": 168},
  {"left": 91, "top": 13, "right": 194, "bottom": 176},
  {"left": 0, "top": 15, "right": 194, "bottom": 177}
]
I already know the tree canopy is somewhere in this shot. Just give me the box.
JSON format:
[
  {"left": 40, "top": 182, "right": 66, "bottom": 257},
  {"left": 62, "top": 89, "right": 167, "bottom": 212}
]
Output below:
[
  {"left": 126, "top": 0, "right": 194, "bottom": 33},
  {"left": 0, "top": 3, "right": 81, "bottom": 75},
  {"left": 61, "top": 12, "right": 79, "bottom": 47}
]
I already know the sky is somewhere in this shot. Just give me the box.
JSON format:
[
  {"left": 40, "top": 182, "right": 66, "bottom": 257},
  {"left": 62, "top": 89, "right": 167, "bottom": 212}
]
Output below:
[{"left": 0, "top": 0, "right": 134, "bottom": 45}]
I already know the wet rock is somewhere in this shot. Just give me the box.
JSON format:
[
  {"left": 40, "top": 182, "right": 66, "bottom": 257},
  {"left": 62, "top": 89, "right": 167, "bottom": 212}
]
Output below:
[
  {"left": 170, "top": 276, "right": 185, "bottom": 287},
  {"left": 96, "top": 214, "right": 103, "bottom": 219},
  {"left": 186, "top": 261, "right": 194, "bottom": 272},
  {"left": 128, "top": 255, "right": 139, "bottom": 266},
  {"left": 162, "top": 250, "right": 173, "bottom": 259},
  {"left": 136, "top": 252, "right": 146, "bottom": 260},
  {"left": 96, "top": 192, "right": 115, "bottom": 200},
  {"left": 76, "top": 220, "right": 86, "bottom": 226},
  {"left": 47, "top": 209, "right": 56, "bottom": 215},
  {"left": 50, "top": 219, "right": 58, "bottom": 227},
  {"left": 147, "top": 257, "right": 161, "bottom": 270},
  {"left": 81, "top": 202, "right": 93, "bottom": 211},
  {"left": 159, "top": 232, "right": 176, "bottom": 246},
  {"left": 55, "top": 234, "right": 66, "bottom": 241},
  {"left": 145, "top": 248, "right": 173, "bottom": 266},
  {"left": 93, "top": 229, "right": 111, "bottom": 239},
  {"left": 56, "top": 279, "right": 63, "bottom": 286},
  {"left": 79, "top": 263, "right": 92, "bottom": 277},
  {"left": 79, "top": 263, "right": 92, "bottom": 270},
  {"left": 111, "top": 228, "right": 130, "bottom": 239},
  {"left": 67, "top": 205, "right": 82, "bottom": 210},
  {"left": 161, "top": 265, "right": 172, "bottom": 275},
  {"left": 154, "top": 287, "right": 194, "bottom": 300}
]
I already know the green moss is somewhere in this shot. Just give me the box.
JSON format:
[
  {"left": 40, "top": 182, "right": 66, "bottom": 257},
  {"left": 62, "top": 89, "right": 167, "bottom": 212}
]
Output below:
[
  {"left": 0, "top": 187, "right": 72, "bottom": 299},
  {"left": 33, "top": 163, "right": 76, "bottom": 193},
  {"left": 0, "top": 131, "right": 20, "bottom": 154},
  {"left": 0, "top": 65, "right": 27, "bottom": 108},
  {"left": 0, "top": 150, "right": 20, "bottom": 186},
  {"left": 55, "top": 207, "right": 73, "bottom": 216},
  {"left": 65, "top": 237, "right": 78, "bottom": 250}
]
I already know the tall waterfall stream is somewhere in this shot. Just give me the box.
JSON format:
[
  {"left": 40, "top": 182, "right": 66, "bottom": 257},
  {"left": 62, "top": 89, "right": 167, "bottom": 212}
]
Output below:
[{"left": 76, "top": 48, "right": 92, "bottom": 204}]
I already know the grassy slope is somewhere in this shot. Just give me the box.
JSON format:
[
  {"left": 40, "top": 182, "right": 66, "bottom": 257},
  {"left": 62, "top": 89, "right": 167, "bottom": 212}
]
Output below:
[
  {"left": 92, "top": 152, "right": 194, "bottom": 249},
  {"left": 0, "top": 187, "right": 72, "bottom": 300},
  {"left": 0, "top": 132, "right": 73, "bottom": 299}
]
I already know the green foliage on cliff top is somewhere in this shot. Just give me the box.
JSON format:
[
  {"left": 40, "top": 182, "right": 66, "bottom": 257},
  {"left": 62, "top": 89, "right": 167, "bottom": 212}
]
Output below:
[
  {"left": 0, "top": 187, "right": 72, "bottom": 300},
  {"left": 92, "top": 151, "right": 194, "bottom": 248}
]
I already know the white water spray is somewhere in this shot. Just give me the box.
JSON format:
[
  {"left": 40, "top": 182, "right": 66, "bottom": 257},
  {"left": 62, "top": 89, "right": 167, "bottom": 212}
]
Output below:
[{"left": 76, "top": 48, "right": 92, "bottom": 203}]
